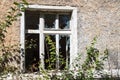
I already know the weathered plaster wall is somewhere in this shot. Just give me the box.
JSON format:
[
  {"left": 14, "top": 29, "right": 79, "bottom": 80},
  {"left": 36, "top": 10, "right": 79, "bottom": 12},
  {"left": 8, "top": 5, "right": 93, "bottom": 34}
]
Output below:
[
  {"left": 76, "top": 0, "right": 120, "bottom": 69},
  {"left": 0, "top": 0, "right": 120, "bottom": 70}
]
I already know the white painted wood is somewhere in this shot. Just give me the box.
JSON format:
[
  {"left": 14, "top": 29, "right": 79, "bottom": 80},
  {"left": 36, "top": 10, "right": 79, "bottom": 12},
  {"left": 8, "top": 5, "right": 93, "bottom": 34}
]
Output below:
[
  {"left": 21, "top": 5, "right": 77, "bottom": 71},
  {"left": 43, "top": 31, "right": 71, "bottom": 34},
  {"left": 55, "top": 14, "right": 59, "bottom": 69},
  {"left": 20, "top": 12, "right": 25, "bottom": 72},
  {"left": 70, "top": 8, "right": 77, "bottom": 70},
  {"left": 56, "top": 14, "right": 59, "bottom": 29},
  {"left": 39, "top": 13, "right": 45, "bottom": 69},
  {"left": 56, "top": 34, "right": 59, "bottom": 69},
  {"left": 27, "top": 5, "right": 76, "bottom": 11},
  {"left": 25, "top": 29, "right": 39, "bottom": 33}
]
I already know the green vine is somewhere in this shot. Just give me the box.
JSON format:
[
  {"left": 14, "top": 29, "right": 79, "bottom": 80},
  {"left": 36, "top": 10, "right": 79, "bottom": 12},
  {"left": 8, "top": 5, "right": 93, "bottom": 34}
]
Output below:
[
  {"left": 45, "top": 35, "right": 56, "bottom": 70},
  {"left": 0, "top": 0, "right": 28, "bottom": 75},
  {"left": 0, "top": 0, "right": 28, "bottom": 42},
  {"left": 0, "top": 0, "right": 111, "bottom": 79},
  {"left": 72, "top": 37, "right": 108, "bottom": 80}
]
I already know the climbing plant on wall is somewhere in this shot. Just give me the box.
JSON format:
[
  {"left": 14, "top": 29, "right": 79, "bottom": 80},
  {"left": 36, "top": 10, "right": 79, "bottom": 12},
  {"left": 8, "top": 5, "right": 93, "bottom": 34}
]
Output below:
[{"left": 0, "top": 0, "right": 28, "bottom": 75}]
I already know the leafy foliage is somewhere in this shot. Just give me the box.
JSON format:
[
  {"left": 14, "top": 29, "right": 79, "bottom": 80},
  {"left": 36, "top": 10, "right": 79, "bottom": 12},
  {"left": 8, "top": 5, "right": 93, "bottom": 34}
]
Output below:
[
  {"left": 45, "top": 35, "right": 56, "bottom": 70},
  {"left": 38, "top": 37, "right": 109, "bottom": 80},
  {"left": 0, "top": 0, "right": 28, "bottom": 75},
  {"left": 73, "top": 37, "right": 108, "bottom": 80},
  {"left": 0, "top": 0, "right": 28, "bottom": 42},
  {"left": 0, "top": 0, "right": 113, "bottom": 79}
]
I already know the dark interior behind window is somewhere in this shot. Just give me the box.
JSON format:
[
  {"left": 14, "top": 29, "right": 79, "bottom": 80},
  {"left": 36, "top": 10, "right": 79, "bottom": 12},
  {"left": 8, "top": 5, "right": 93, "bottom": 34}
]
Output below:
[
  {"left": 25, "top": 11, "right": 39, "bottom": 29},
  {"left": 25, "top": 34, "right": 39, "bottom": 72}
]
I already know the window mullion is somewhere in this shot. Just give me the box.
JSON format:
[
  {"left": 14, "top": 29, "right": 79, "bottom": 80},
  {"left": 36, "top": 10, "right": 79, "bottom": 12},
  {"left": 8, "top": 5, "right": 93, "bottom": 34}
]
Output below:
[
  {"left": 56, "top": 14, "right": 59, "bottom": 29},
  {"left": 39, "top": 13, "right": 45, "bottom": 69},
  {"left": 55, "top": 14, "right": 59, "bottom": 69},
  {"left": 56, "top": 34, "right": 59, "bottom": 69}
]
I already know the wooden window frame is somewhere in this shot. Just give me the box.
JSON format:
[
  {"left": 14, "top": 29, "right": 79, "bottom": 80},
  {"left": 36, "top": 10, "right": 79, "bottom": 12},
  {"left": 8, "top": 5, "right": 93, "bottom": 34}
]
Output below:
[{"left": 20, "top": 5, "right": 77, "bottom": 72}]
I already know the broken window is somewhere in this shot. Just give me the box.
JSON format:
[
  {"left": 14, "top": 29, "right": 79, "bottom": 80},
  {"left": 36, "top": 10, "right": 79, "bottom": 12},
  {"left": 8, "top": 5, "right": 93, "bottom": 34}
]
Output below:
[
  {"left": 44, "top": 34, "right": 70, "bottom": 70},
  {"left": 59, "top": 15, "right": 70, "bottom": 29},
  {"left": 21, "top": 5, "right": 77, "bottom": 72}
]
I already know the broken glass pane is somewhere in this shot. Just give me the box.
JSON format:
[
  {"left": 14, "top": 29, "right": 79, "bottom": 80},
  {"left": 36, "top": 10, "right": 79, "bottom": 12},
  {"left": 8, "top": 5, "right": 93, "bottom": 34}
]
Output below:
[
  {"left": 59, "top": 15, "right": 70, "bottom": 29},
  {"left": 25, "top": 34, "right": 39, "bottom": 72},
  {"left": 44, "top": 14, "right": 55, "bottom": 29},
  {"left": 59, "top": 35, "right": 70, "bottom": 69}
]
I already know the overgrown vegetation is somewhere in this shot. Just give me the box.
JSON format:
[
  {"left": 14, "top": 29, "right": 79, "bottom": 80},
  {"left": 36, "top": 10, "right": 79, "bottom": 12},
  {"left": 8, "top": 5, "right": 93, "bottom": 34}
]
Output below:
[
  {"left": 45, "top": 35, "right": 56, "bottom": 70},
  {"left": 44, "top": 35, "right": 66, "bottom": 70},
  {"left": 0, "top": 0, "right": 28, "bottom": 75},
  {"left": 0, "top": 0, "right": 118, "bottom": 80},
  {"left": 24, "top": 36, "right": 109, "bottom": 80},
  {"left": 72, "top": 37, "right": 108, "bottom": 80},
  {"left": 43, "top": 37, "right": 109, "bottom": 80}
]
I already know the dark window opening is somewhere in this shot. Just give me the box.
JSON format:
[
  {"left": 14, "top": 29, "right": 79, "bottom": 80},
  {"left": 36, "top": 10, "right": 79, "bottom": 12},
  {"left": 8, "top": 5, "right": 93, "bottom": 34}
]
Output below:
[
  {"left": 25, "top": 34, "right": 39, "bottom": 72},
  {"left": 59, "top": 35, "right": 70, "bottom": 69},
  {"left": 24, "top": 10, "right": 71, "bottom": 71},
  {"left": 44, "top": 14, "right": 56, "bottom": 29},
  {"left": 59, "top": 14, "right": 70, "bottom": 29},
  {"left": 25, "top": 11, "right": 39, "bottom": 29}
]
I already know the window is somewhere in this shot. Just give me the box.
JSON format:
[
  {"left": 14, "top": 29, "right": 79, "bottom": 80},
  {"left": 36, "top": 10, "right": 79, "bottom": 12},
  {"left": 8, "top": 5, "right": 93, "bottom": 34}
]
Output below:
[{"left": 20, "top": 5, "right": 77, "bottom": 72}]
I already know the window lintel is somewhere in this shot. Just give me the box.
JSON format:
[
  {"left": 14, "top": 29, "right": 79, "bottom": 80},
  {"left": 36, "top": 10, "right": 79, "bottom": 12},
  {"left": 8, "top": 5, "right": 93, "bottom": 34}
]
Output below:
[{"left": 26, "top": 5, "right": 77, "bottom": 12}]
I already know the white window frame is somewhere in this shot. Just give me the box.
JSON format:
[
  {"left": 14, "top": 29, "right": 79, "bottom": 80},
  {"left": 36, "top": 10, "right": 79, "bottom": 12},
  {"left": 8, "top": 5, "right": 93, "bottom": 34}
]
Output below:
[{"left": 20, "top": 5, "right": 77, "bottom": 72}]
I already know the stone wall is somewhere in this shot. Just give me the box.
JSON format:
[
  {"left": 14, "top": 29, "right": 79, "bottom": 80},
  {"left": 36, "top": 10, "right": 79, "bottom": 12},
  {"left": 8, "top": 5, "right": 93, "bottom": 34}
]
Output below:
[{"left": 0, "top": 0, "right": 120, "bottom": 70}]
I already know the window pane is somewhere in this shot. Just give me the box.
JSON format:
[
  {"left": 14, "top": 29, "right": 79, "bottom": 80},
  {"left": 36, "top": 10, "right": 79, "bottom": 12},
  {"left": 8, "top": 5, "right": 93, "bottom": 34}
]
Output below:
[
  {"left": 44, "top": 34, "right": 56, "bottom": 69},
  {"left": 25, "top": 34, "right": 39, "bottom": 72},
  {"left": 59, "top": 35, "right": 70, "bottom": 69},
  {"left": 44, "top": 14, "right": 55, "bottom": 29},
  {"left": 59, "top": 15, "right": 70, "bottom": 29},
  {"left": 25, "top": 11, "right": 39, "bottom": 29}
]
